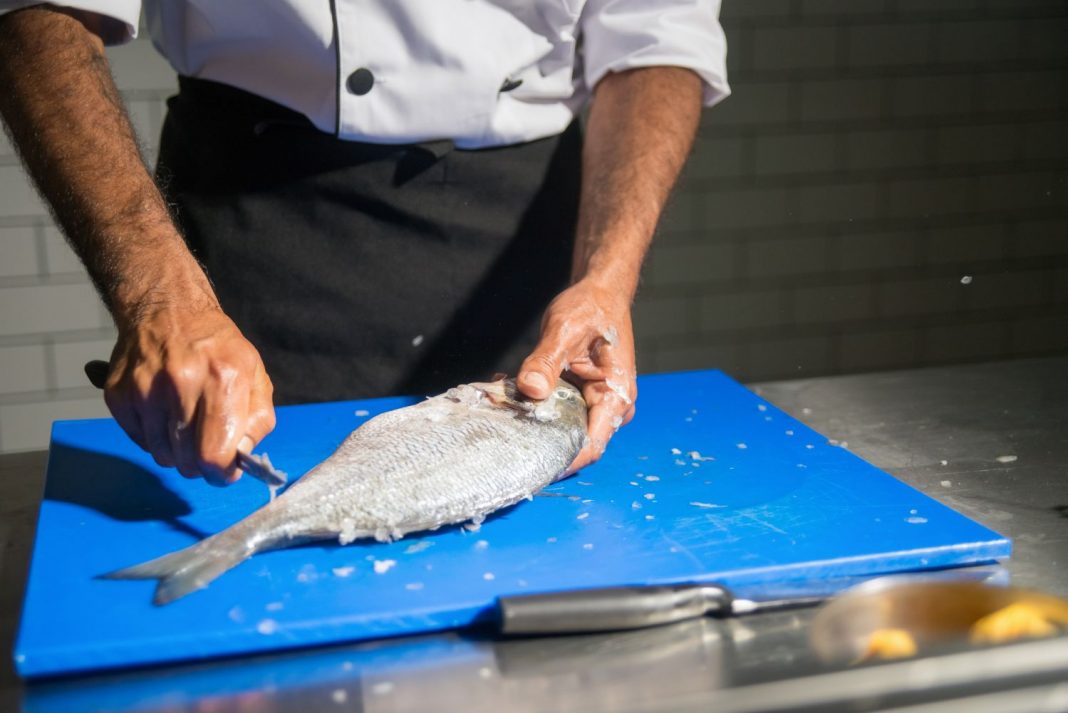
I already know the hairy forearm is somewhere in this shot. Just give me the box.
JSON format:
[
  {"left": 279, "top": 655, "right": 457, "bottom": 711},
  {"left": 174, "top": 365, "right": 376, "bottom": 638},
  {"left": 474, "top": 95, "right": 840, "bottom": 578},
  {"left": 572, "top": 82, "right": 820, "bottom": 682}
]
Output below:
[
  {"left": 518, "top": 68, "right": 700, "bottom": 468},
  {"left": 0, "top": 7, "right": 215, "bottom": 330},
  {"left": 573, "top": 67, "right": 703, "bottom": 301}
]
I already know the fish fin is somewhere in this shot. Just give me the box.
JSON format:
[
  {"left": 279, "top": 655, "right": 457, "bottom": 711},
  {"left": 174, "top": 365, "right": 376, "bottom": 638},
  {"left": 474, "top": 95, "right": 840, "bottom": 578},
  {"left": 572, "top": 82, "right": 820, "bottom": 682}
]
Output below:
[
  {"left": 100, "top": 535, "right": 253, "bottom": 606},
  {"left": 100, "top": 545, "right": 202, "bottom": 580}
]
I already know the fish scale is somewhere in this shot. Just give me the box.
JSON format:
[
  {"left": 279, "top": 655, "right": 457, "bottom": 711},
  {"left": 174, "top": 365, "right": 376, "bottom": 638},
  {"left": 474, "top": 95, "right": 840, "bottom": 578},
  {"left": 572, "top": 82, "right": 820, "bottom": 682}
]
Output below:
[{"left": 103, "top": 378, "right": 588, "bottom": 605}]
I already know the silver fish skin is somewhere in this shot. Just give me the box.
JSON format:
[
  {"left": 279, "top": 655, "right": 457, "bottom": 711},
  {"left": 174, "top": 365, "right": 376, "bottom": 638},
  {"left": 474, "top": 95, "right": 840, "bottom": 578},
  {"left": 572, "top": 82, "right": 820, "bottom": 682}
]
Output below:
[{"left": 103, "top": 378, "right": 588, "bottom": 605}]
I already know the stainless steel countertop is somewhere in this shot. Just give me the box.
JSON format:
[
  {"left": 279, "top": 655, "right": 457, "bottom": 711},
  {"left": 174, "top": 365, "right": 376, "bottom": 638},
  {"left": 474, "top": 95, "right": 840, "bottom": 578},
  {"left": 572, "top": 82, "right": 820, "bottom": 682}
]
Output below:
[{"left": 2, "top": 357, "right": 1067, "bottom": 712}]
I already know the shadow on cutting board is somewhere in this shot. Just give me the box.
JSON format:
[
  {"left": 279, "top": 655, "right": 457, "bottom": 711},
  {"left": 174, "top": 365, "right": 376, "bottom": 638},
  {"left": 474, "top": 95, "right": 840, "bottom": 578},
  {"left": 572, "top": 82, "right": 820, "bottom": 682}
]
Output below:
[{"left": 44, "top": 443, "right": 207, "bottom": 541}]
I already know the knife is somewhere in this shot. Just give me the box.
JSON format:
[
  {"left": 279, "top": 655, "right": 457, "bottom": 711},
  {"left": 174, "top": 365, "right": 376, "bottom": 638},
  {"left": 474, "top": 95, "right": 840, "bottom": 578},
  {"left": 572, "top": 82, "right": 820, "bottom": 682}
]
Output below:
[
  {"left": 497, "top": 583, "right": 825, "bottom": 635},
  {"left": 496, "top": 565, "right": 1013, "bottom": 636},
  {"left": 83, "top": 359, "right": 288, "bottom": 489}
]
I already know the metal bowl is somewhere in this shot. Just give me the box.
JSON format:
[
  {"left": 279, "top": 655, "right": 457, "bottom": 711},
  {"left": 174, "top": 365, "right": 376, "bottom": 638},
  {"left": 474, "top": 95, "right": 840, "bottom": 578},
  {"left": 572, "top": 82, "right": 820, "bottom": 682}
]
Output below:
[{"left": 809, "top": 576, "right": 1068, "bottom": 664}]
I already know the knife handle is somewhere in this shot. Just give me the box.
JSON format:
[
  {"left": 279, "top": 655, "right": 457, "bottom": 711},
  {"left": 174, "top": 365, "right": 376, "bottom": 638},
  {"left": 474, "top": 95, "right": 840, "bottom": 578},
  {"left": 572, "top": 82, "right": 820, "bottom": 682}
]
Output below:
[
  {"left": 83, "top": 359, "right": 287, "bottom": 488},
  {"left": 85, "top": 359, "right": 109, "bottom": 389},
  {"left": 498, "top": 584, "right": 733, "bottom": 635}
]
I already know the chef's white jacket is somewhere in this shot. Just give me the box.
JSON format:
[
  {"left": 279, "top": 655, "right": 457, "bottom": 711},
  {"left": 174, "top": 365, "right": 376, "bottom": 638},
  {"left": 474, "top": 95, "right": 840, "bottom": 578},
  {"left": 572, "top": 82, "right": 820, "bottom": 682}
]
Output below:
[{"left": 0, "top": 1, "right": 729, "bottom": 148}]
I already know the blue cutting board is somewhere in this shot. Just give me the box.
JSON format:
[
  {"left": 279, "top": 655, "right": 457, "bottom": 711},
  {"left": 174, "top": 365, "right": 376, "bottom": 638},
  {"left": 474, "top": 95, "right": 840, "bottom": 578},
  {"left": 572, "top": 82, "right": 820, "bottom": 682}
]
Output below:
[{"left": 14, "top": 370, "right": 1010, "bottom": 678}]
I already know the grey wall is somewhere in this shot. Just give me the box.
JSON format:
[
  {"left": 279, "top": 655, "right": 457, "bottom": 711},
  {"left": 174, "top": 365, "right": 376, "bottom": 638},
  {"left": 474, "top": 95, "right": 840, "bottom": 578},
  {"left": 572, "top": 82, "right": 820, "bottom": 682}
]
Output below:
[
  {"left": 1, "top": 0, "right": 1066, "bottom": 452},
  {"left": 634, "top": 0, "right": 1068, "bottom": 381}
]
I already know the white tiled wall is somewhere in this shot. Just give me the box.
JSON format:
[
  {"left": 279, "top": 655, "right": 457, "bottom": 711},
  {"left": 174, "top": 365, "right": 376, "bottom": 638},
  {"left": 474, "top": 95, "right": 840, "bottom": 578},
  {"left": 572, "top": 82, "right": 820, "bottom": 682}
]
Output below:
[{"left": 0, "top": 1, "right": 1066, "bottom": 452}]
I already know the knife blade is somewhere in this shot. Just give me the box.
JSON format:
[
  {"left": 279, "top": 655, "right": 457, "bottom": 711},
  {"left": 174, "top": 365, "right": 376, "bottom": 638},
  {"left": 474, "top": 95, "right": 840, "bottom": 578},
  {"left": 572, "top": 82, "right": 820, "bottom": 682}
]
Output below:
[
  {"left": 83, "top": 359, "right": 287, "bottom": 490},
  {"left": 234, "top": 450, "right": 287, "bottom": 488}
]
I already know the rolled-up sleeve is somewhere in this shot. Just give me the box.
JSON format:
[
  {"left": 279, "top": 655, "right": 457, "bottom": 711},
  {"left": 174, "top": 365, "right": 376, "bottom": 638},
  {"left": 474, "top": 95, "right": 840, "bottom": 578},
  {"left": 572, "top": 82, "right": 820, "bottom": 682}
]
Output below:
[
  {"left": 0, "top": 1, "right": 141, "bottom": 44},
  {"left": 580, "top": 0, "right": 730, "bottom": 106}
]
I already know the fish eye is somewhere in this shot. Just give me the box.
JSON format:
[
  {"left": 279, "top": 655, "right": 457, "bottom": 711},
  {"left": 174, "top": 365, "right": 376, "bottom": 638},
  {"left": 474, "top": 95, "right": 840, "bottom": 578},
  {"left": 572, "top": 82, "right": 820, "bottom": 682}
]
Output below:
[{"left": 554, "top": 387, "right": 572, "bottom": 400}]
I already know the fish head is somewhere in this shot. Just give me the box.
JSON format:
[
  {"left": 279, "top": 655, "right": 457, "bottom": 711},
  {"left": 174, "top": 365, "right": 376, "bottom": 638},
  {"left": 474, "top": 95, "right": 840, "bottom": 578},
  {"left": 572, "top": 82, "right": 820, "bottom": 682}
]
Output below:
[
  {"left": 546, "top": 378, "right": 587, "bottom": 423},
  {"left": 466, "top": 377, "right": 587, "bottom": 431}
]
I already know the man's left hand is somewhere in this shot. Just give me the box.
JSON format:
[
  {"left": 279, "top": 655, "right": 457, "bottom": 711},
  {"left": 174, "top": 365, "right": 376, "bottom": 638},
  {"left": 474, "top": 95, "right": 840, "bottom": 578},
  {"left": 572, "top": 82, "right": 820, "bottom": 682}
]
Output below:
[
  {"left": 517, "top": 279, "right": 637, "bottom": 475},
  {"left": 512, "top": 67, "right": 702, "bottom": 475}
]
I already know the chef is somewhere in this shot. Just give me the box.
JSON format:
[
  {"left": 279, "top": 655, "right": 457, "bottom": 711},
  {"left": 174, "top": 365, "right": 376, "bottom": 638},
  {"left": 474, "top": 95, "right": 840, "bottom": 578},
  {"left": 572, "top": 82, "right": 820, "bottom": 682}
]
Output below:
[{"left": 0, "top": 1, "right": 729, "bottom": 485}]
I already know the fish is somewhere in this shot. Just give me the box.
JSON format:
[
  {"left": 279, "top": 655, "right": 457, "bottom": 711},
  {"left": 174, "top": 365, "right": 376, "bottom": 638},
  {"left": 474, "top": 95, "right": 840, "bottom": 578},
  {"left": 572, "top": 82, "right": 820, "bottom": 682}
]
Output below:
[{"left": 102, "top": 377, "right": 588, "bottom": 605}]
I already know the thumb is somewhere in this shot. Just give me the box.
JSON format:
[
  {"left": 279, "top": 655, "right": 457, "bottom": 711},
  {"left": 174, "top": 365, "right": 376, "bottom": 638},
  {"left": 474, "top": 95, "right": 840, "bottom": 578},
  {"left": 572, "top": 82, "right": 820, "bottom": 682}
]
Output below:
[{"left": 517, "top": 336, "right": 572, "bottom": 400}]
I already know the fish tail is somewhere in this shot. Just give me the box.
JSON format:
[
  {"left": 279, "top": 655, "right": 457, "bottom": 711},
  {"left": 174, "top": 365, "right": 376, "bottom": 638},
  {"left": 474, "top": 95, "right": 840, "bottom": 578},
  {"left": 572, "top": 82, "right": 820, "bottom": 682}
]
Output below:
[{"left": 100, "top": 530, "right": 255, "bottom": 606}]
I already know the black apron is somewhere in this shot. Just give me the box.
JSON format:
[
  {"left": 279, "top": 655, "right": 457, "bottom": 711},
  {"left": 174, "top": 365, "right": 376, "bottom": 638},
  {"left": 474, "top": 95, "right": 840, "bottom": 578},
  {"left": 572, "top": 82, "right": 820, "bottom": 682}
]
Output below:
[{"left": 156, "top": 76, "right": 580, "bottom": 404}]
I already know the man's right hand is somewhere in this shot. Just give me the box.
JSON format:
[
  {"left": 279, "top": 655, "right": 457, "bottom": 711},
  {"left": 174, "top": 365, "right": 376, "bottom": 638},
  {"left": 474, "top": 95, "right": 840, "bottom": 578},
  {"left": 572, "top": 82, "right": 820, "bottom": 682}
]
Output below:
[
  {"left": 103, "top": 306, "right": 276, "bottom": 487},
  {"left": 0, "top": 8, "right": 276, "bottom": 486}
]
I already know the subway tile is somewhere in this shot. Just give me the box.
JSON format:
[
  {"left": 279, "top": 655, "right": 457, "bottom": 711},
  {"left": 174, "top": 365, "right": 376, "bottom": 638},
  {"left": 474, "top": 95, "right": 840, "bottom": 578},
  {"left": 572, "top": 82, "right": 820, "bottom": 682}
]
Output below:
[
  {"left": 721, "top": 0, "right": 793, "bottom": 20},
  {"left": 753, "top": 133, "right": 837, "bottom": 175},
  {"left": 701, "top": 187, "right": 794, "bottom": 229},
  {"left": 724, "top": 27, "right": 746, "bottom": 76},
  {"left": 656, "top": 190, "right": 700, "bottom": 235},
  {"left": 894, "top": 0, "right": 979, "bottom": 12},
  {"left": 793, "top": 282, "right": 876, "bottom": 324},
  {"left": 846, "top": 128, "right": 929, "bottom": 170},
  {"left": 980, "top": 70, "right": 1066, "bottom": 114},
  {"left": 1012, "top": 219, "right": 1068, "bottom": 258},
  {"left": 707, "top": 82, "right": 793, "bottom": 126},
  {"left": 802, "top": 0, "right": 889, "bottom": 14},
  {"left": 632, "top": 295, "right": 692, "bottom": 339},
  {"left": 752, "top": 26, "right": 839, "bottom": 72},
  {"left": 847, "top": 23, "right": 935, "bottom": 67},
  {"left": 747, "top": 236, "right": 832, "bottom": 277},
  {"left": 926, "top": 224, "right": 1006, "bottom": 264},
  {"left": 0, "top": 397, "right": 110, "bottom": 453},
  {"left": 0, "top": 226, "right": 40, "bottom": 278},
  {"left": 974, "top": 171, "right": 1067, "bottom": 213},
  {"left": 923, "top": 320, "right": 1008, "bottom": 363},
  {"left": 879, "top": 276, "right": 966, "bottom": 317},
  {"left": 800, "top": 78, "right": 884, "bottom": 122},
  {"left": 0, "top": 165, "right": 48, "bottom": 216},
  {"left": 0, "top": 344, "right": 49, "bottom": 395},
  {"left": 1010, "top": 314, "right": 1068, "bottom": 354},
  {"left": 700, "top": 289, "right": 789, "bottom": 331},
  {"left": 884, "top": 176, "right": 974, "bottom": 218},
  {"left": 962, "top": 270, "right": 1050, "bottom": 310},
  {"left": 652, "top": 342, "right": 748, "bottom": 380},
  {"left": 634, "top": 340, "right": 658, "bottom": 374},
  {"left": 935, "top": 123, "right": 1021, "bottom": 165},
  {"left": 838, "top": 230, "right": 920, "bottom": 271},
  {"left": 746, "top": 334, "right": 835, "bottom": 380},
  {"left": 0, "top": 283, "right": 108, "bottom": 336},
  {"left": 42, "top": 226, "right": 86, "bottom": 276},
  {"left": 646, "top": 242, "right": 737, "bottom": 285},
  {"left": 51, "top": 337, "right": 118, "bottom": 391},
  {"left": 1020, "top": 18, "right": 1068, "bottom": 61},
  {"left": 839, "top": 329, "right": 921, "bottom": 372},
  {"left": 797, "top": 182, "right": 881, "bottom": 223},
  {"left": 985, "top": 0, "right": 1068, "bottom": 12},
  {"left": 891, "top": 75, "right": 973, "bottom": 118},
  {"left": 1023, "top": 120, "right": 1068, "bottom": 161},
  {"left": 935, "top": 20, "right": 1022, "bottom": 64},
  {"left": 684, "top": 136, "right": 746, "bottom": 180}
]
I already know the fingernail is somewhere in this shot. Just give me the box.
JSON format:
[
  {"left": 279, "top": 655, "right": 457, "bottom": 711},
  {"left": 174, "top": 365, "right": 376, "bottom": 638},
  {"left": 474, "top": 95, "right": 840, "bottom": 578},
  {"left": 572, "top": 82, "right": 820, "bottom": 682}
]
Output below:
[
  {"left": 237, "top": 435, "right": 254, "bottom": 454},
  {"left": 523, "top": 372, "right": 549, "bottom": 394}
]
